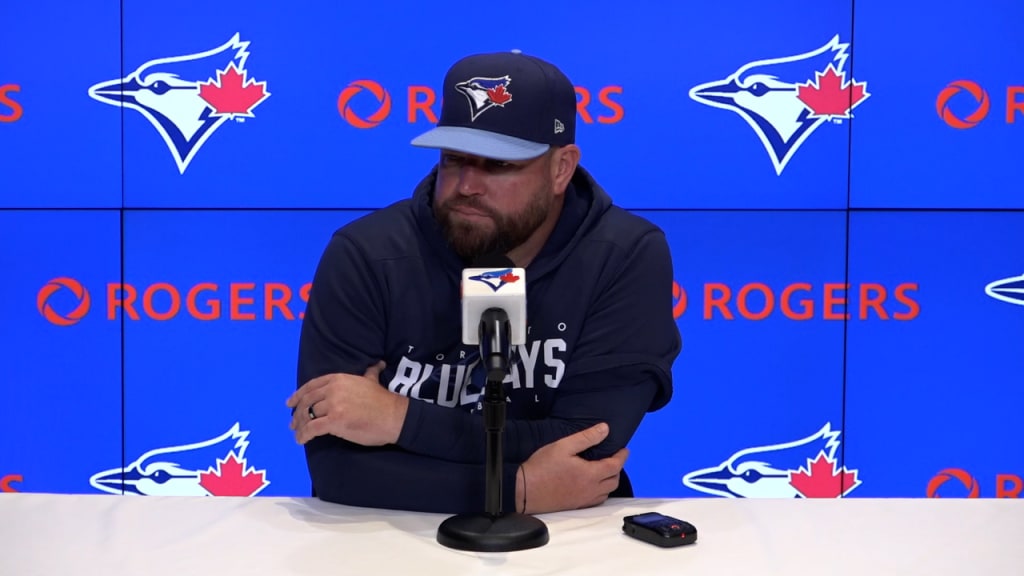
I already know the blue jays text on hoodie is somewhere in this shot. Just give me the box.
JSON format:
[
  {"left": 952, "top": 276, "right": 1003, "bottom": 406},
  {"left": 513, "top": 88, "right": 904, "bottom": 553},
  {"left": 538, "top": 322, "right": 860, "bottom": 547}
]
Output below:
[{"left": 296, "top": 163, "right": 682, "bottom": 515}]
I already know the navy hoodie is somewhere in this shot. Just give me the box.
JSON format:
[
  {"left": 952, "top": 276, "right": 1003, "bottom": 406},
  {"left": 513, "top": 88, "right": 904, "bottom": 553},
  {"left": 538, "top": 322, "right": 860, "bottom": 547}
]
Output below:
[{"left": 296, "top": 163, "right": 681, "bottom": 514}]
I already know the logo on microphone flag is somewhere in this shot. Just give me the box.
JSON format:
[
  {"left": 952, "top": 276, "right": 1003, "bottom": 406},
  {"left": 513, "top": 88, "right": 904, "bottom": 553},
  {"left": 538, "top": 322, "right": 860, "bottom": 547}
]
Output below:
[{"left": 469, "top": 268, "right": 521, "bottom": 292}]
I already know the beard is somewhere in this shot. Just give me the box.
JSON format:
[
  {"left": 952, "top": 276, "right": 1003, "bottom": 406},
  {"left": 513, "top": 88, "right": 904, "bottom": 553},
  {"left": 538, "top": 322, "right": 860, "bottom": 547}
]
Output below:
[{"left": 435, "top": 181, "right": 553, "bottom": 264}]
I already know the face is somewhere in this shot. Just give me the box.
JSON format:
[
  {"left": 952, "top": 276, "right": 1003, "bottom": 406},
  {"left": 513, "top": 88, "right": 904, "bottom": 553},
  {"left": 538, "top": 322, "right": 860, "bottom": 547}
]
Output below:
[{"left": 432, "top": 149, "right": 556, "bottom": 263}]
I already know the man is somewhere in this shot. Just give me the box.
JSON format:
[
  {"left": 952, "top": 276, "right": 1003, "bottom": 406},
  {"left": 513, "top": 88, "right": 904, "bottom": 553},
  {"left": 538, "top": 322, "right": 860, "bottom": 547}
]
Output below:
[{"left": 287, "top": 51, "right": 681, "bottom": 515}]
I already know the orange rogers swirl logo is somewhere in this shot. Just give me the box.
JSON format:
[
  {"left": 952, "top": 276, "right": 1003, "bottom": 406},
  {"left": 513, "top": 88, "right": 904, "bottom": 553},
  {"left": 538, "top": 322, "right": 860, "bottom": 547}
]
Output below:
[
  {"left": 936, "top": 80, "right": 990, "bottom": 129},
  {"left": 926, "top": 469, "right": 980, "bottom": 498},
  {"left": 927, "top": 468, "right": 1022, "bottom": 498},
  {"left": 37, "top": 277, "right": 91, "bottom": 326},
  {"left": 1, "top": 474, "right": 23, "bottom": 492},
  {"left": 337, "top": 80, "right": 392, "bottom": 129}
]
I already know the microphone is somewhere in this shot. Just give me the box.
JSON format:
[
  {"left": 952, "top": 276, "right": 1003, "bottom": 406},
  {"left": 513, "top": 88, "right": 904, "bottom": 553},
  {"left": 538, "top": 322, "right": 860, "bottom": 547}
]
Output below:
[
  {"left": 437, "top": 252, "right": 548, "bottom": 553},
  {"left": 461, "top": 253, "right": 527, "bottom": 383}
]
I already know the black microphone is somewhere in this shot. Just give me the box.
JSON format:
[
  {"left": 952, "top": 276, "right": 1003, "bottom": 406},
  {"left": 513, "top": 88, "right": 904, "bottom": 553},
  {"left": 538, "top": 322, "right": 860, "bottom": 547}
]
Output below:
[{"left": 436, "top": 252, "right": 548, "bottom": 552}]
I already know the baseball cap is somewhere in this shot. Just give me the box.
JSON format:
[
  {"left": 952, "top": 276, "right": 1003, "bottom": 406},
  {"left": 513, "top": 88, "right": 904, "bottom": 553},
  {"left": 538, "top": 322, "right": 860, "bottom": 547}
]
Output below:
[{"left": 410, "top": 51, "right": 576, "bottom": 161}]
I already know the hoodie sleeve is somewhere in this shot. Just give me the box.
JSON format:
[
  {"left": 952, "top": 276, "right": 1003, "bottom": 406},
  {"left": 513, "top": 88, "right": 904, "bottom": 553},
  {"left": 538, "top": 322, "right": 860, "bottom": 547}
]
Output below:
[
  {"left": 395, "top": 228, "right": 681, "bottom": 464},
  {"left": 297, "top": 230, "right": 386, "bottom": 383},
  {"left": 297, "top": 230, "right": 523, "bottom": 514}
]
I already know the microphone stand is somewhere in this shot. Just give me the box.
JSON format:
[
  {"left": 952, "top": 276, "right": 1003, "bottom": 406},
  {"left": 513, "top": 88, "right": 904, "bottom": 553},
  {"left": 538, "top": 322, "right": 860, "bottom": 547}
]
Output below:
[{"left": 436, "top": 308, "right": 550, "bottom": 552}]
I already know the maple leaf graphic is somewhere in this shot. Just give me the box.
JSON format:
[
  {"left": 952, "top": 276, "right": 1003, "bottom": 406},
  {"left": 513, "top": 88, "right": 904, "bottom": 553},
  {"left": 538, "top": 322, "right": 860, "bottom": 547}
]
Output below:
[
  {"left": 199, "top": 452, "right": 269, "bottom": 497},
  {"left": 487, "top": 84, "right": 511, "bottom": 105},
  {"left": 198, "top": 62, "right": 271, "bottom": 118},
  {"left": 500, "top": 272, "right": 520, "bottom": 283},
  {"left": 796, "top": 64, "right": 868, "bottom": 119},
  {"left": 789, "top": 451, "right": 861, "bottom": 498}
]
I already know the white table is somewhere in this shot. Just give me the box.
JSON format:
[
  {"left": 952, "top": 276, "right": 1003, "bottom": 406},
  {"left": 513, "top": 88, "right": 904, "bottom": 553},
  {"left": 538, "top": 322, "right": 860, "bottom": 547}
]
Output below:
[{"left": 1, "top": 493, "right": 1021, "bottom": 575}]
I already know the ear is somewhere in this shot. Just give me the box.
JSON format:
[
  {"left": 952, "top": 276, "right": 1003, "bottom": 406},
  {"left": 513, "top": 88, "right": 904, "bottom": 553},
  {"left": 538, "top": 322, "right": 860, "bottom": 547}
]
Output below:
[{"left": 550, "top": 145, "right": 580, "bottom": 196}]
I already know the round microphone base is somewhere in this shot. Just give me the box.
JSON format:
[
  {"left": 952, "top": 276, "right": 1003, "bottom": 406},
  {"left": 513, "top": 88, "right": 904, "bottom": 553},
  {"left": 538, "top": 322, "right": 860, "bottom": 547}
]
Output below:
[{"left": 437, "top": 512, "right": 550, "bottom": 552}]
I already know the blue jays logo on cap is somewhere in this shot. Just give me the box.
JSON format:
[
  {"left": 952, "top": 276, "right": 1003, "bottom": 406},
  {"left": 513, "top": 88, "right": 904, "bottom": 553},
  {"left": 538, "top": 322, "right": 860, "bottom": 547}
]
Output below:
[
  {"left": 456, "top": 76, "right": 513, "bottom": 121},
  {"left": 410, "top": 51, "right": 576, "bottom": 161}
]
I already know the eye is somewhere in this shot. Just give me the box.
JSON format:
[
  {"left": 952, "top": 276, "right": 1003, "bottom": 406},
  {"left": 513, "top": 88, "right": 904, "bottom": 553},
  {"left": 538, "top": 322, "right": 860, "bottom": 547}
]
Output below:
[
  {"left": 440, "top": 154, "right": 463, "bottom": 167},
  {"left": 749, "top": 82, "right": 769, "bottom": 97},
  {"left": 152, "top": 470, "right": 170, "bottom": 483},
  {"left": 151, "top": 80, "right": 170, "bottom": 95},
  {"left": 484, "top": 160, "right": 514, "bottom": 171},
  {"left": 439, "top": 154, "right": 518, "bottom": 172},
  {"left": 740, "top": 469, "right": 763, "bottom": 482}
]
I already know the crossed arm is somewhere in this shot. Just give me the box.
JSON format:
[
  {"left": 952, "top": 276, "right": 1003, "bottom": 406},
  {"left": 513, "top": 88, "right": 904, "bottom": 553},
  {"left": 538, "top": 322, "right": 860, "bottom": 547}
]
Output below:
[{"left": 288, "top": 230, "right": 679, "bottom": 515}]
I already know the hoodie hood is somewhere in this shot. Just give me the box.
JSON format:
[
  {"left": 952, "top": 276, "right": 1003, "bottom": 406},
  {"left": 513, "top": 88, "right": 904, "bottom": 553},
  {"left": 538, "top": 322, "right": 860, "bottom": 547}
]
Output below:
[{"left": 410, "top": 163, "right": 614, "bottom": 282}]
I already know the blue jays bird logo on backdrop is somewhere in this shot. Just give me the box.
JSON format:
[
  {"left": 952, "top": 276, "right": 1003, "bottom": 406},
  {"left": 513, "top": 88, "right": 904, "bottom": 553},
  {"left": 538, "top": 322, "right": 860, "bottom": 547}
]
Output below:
[
  {"left": 683, "top": 422, "right": 861, "bottom": 498},
  {"left": 470, "top": 268, "right": 520, "bottom": 292},
  {"left": 690, "top": 35, "right": 869, "bottom": 175},
  {"left": 87, "top": 33, "right": 271, "bottom": 174},
  {"left": 89, "top": 422, "right": 269, "bottom": 497},
  {"left": 985, "top": 273, "right": 1024, "bottom": 306},
  {"left": 456, "top": 76, "right": 513, "bottom": 121}
]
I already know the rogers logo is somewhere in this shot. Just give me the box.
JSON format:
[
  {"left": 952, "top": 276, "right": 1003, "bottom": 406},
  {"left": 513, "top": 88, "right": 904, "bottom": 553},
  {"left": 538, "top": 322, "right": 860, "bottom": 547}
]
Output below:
[
  {"left": 936, "top": 80, "right": 1024, "bottom": 128},
  {"left": 936, "top": 81, "right": 990, "bottom": 129},
  {"left": 337, "top": 80, "right": 391, "bottom": 128},
  {"left": 671, "top": 281, "right": 920, "bottom": 321},
  {"left": 927, "top": 468, "right": 1021, "bottom": 498},
  {"left": 926, "top": 468, "right": 980, "bottom": 497},
  {"left": 37, "top": 277, "right": 92, "bottom": 326},
  {"left": 37, "top": 279, "right": 311, "bottom": 324},
  {"left": 338, "top": 81, "right": 624, "bottom": 128},
  {"left": 1, "top": 474, "right": 23, "bottom": 492}
]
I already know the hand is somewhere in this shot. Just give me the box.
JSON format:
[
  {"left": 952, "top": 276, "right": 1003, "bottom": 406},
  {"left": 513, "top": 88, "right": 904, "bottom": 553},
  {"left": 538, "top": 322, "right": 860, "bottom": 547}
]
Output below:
[
  {"left": 285, "top": 361, "right": 407, "bottom": 447},
  {"left": 517, "top": 422, "right": 628, "bottom": 514}
]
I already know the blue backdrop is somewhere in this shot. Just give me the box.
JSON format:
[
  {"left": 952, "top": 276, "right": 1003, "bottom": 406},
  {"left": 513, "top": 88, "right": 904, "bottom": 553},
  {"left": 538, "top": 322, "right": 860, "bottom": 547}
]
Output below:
[{"left": 2, "top": 0, "right": 1022, "bottom": 500}]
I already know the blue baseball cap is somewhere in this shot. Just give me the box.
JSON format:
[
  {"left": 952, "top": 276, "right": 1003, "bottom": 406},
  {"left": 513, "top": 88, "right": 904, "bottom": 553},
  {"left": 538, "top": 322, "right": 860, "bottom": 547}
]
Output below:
[{"left": 411, "top": 51, "right": 577, "bottom": 161}]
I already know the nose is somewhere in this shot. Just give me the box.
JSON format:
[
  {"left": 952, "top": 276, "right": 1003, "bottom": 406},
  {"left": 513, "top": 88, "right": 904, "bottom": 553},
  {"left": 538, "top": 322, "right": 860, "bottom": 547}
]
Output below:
[{"left": 455, "top": 164, "right": 487, "bottom": 196}]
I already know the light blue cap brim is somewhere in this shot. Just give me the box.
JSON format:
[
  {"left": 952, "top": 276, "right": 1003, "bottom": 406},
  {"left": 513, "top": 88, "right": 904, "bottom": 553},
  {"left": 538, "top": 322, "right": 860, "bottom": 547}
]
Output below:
[{"left": 410, "top": 126, "right": 550, "bottom": 161}]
